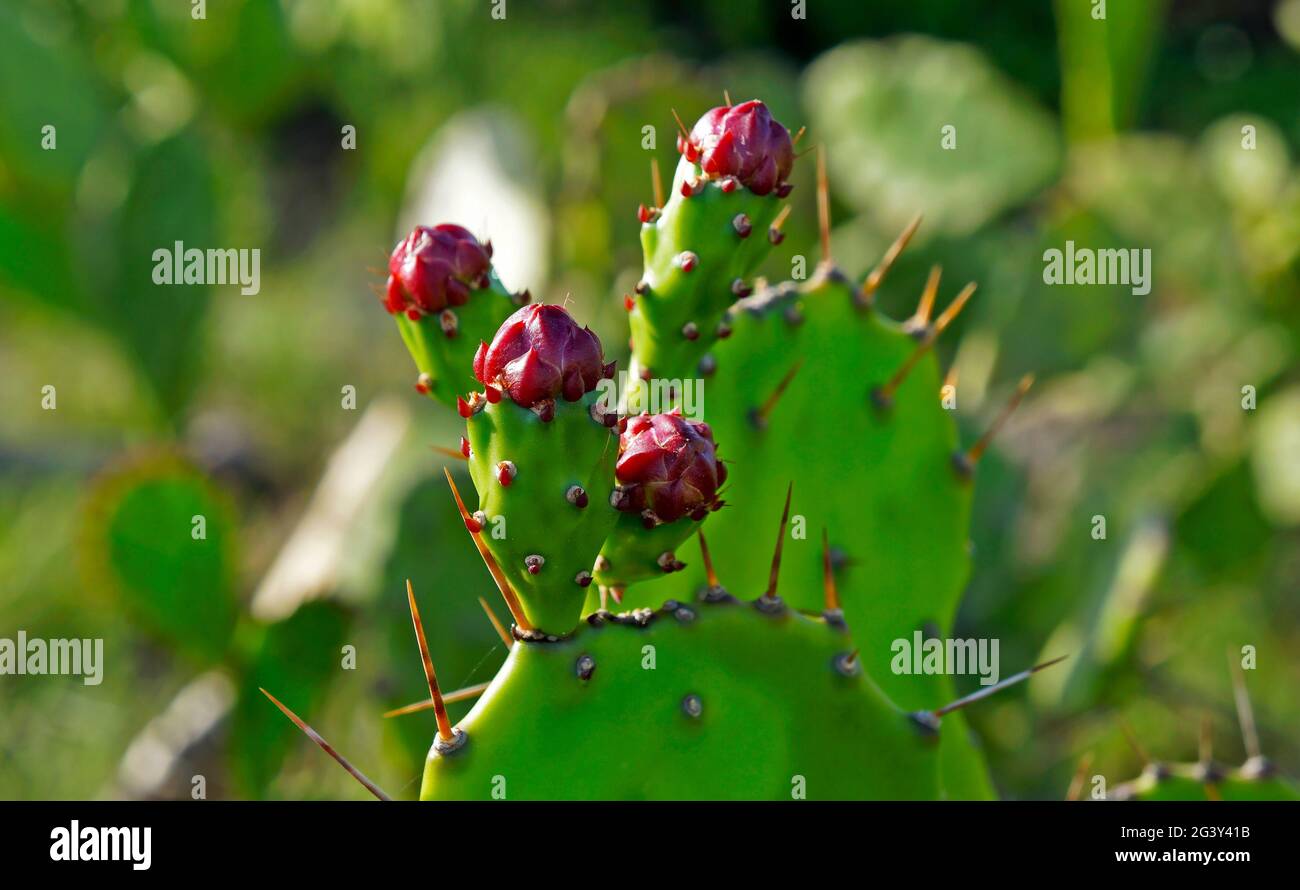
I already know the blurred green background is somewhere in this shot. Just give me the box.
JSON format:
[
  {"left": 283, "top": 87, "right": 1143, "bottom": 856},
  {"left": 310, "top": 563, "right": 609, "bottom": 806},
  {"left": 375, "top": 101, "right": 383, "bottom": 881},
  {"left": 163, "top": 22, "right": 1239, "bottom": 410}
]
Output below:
[{"left": 1, "top": 0, "right": 1297, "bottom": 800}]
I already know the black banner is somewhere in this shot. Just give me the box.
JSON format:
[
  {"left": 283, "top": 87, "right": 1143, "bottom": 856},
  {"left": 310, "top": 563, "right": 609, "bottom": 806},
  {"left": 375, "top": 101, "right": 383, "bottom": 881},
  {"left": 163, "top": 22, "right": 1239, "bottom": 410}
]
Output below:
[{"left": 1, "top": 801, "right": 1290, "bottom": 876}]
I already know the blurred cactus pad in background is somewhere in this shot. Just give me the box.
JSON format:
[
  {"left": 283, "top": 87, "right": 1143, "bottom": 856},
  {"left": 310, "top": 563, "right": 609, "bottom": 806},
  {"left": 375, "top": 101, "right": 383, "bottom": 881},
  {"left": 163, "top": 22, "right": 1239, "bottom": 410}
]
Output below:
[{"left": 2, "top": 0, "right": 1299, "bottom": 800}]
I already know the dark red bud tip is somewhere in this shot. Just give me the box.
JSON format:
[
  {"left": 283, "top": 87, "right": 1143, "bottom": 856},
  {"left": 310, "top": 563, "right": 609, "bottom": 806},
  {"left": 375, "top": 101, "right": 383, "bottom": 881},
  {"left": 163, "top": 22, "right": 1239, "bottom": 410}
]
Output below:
[
  {"left": 634, "top": 280, "right": 649, "bottom": 295},
  {"left": 677, "top": 251, "right": 698, "bottom": 273},
  {"left": 776, "top": 182, "right": 793, "bottom": 198},
  {"left": 383, "top": 224, "right": 492, "bottom": 318},
  {"left": 474, "top": 304, "right": 607, "bottom": 407},
  {"left": 717, "top": 322, "right": 733, "bottom": 339},
  {"left": 456, "top": 396, "right": 472, "bottom": 418},
  {"left": 459, "top": 436, "right": 471, "bottom": 458},
  {"left": 484, "top": 384, "right": 502, "bottom": 404},
  {"left": 496, "top": 460, "right": 517, "bottom": 486},
  {"left": 731, "top": 278, "right": 752, "bottom": 297},
  {"left": 524, "top": 554, "right": 545, "bottom": 575},
  {"left": 439, "top": 309, "right": 459, "bottom": 338},
  {"left": 680, "top": 101, "right": 794, "bottom": 196},
  {"left": 614, "top": 412, "right": 727, "bottom": 522},
  {"left": 637, "top": 204, "right": 653, "bottom": 224},
  {"left": 464, "top": 515, "right": 483, "bottom": 534},
  {"left": 574, "top": 571, "right": 593, "bottom": 587},
  {"left": 682, "top": 322, "right": 699, "bottom": 341},
  {"left": 566, "top": 485, "right": 589, "bottom": 508},
  {"left": 768, "top": 227, "right": 785, "bottom": 245},
  {"left": 720, "top": 177, "right": 738, "bottom": 193},
  {"left": 415, "top": 373, "right": 433, "bottom": 395},
  {"left": 732, "top": 213, "right": 752, "bottom": 238},
  {"left": 624, "top": 294, "right": 635, "bottom": 312}
]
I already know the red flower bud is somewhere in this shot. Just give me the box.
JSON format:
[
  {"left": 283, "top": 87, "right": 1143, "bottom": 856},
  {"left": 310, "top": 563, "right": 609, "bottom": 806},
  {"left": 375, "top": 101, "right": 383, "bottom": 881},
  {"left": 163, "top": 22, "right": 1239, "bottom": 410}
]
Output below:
[
  {"left": 679, "top": 101, "right": 794, "bottom": 197},
  {"left": 474, "top": 304, "right": 607, "bottom": 407},
  {"left": 613, "top": 411, "right": 726, "bottom": 523},
  {"left": 383, "top": 224, "right": 492, "bottom": 317},
  {"left": 681, "top": 101, "right": 790, "bottom": 197}
]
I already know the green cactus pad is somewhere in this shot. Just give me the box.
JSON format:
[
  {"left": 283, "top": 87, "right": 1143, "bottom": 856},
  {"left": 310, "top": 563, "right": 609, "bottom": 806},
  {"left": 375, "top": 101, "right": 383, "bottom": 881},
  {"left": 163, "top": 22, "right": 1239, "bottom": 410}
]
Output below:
[
  {"left": 395, "top": 273, "right": 521, "bottom": 407},
  {"left": 420, "top": 597, "right": 942, "bottom": 800},
  {"left": 630, "top": 156, "right": 786, "bottom": 381},
  {"left": 642, "top": 268, "right": 972, "bottom": 716},
  {"left": 591, "top": 511, "right": 702, "bottom": 592},
  {"left": 465, "top": 391, "right": 619, "bottom": 633}
]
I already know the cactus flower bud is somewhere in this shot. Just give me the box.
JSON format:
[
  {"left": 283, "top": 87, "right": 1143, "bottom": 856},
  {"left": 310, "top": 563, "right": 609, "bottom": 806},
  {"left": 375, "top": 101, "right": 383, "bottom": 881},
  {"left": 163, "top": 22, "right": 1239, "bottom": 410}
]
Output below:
[
  {"left": 473, "top": 304, "right": 609, "bottom": 407},
  {"left": 679, "top": 100, "right": 794, "bottom": 197},
  {"left": 384, "top": 224, "right": 493, "bottom": 317},
  {"left": 614, "top": 411, "right": 726, "bottom": 523}
]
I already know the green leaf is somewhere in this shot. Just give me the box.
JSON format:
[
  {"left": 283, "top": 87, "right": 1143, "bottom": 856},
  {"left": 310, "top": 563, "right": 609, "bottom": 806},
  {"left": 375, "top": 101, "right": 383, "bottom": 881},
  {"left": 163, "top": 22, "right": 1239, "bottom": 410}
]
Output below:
[
  {"left": 803, "top": 36, "right": 1061, "bottom": 235},
  {"left": 82, "top": 455, "right": 238, "bottom": 663}
]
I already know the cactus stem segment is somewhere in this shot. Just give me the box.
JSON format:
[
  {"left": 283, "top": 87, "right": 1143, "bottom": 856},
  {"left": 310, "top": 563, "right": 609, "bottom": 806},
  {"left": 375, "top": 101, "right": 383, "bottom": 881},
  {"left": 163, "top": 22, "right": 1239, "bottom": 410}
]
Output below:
[
  {"left": 859, "top": 213, "right": 924, "bottom": 307},
  {"left": 444, "top": 467, "right": 533, "bottom": 632},
  {"left": 749, "top": 359, "right": 804, "bottom": 430},
  {"left": 259, "top": 687, "right": 392, "bottom": 801},
  {"left": 817, "top": 146, "right": 832, "bottom": 262},
  {"left": 478, "top": 596, "right": 513, "bottom": 649},
  {"left": 954, "top": 373, "right": 1034, "bottom": 477},
  {"left": 873, "top": 282, "right": 975, "bottom": 408},
  {"left": 821, "top": 528, "right": 841, "bottom": 612},
  {"left": 930, "top": 653, "right": 1069, "bottom": 720},
  {"left": 383, "top": 681, "right": 492, "bottom": 719},
  {"left": 757, "top": 482, "right": 794, "bottom": 607},
  {"left": 406, "top": 580, "right": 455, "bottom": 744}
]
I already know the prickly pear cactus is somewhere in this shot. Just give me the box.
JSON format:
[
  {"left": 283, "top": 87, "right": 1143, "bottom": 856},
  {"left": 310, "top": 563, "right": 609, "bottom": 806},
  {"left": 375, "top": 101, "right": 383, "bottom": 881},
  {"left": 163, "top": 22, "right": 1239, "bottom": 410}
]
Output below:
[{"left": 267, "top": 98, "right": 1069, "bottom": 802}]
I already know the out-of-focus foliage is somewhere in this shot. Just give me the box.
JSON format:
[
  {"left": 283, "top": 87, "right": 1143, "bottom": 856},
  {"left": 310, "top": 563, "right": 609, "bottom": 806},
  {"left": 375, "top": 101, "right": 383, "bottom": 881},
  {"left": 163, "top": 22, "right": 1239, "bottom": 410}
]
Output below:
[{"left": 1, "top": 0, "right": 1297, "bottom": 800}]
